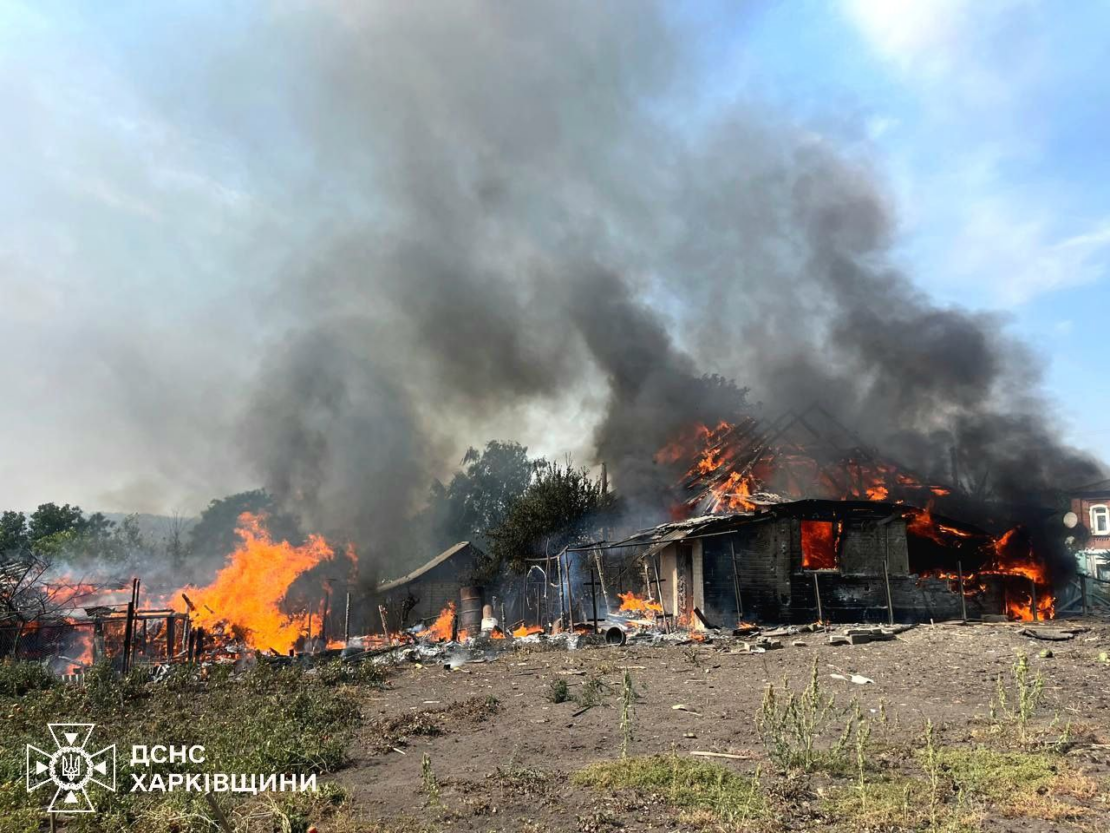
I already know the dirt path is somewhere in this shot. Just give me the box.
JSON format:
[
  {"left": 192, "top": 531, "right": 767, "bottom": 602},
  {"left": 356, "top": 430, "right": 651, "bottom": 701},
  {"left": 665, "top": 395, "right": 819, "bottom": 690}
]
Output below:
[{"left": 333, "top": 622, "right": 1110, "bottom": 831}]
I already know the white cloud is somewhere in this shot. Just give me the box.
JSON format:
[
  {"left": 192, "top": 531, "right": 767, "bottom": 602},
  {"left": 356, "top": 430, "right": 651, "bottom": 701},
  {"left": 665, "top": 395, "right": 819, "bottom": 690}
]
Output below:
[
  {"left": 842, "top": 0, "right": 968, "bottom": 72},
  {"left": 838, "top": 0, "right": 1110, "bottom": 309},
  {"left": 943, "top": 203, "right": 1110, "bottom": 306},
  {"left": 841, "top": 0, "right": 1040, "bottom": 110}
]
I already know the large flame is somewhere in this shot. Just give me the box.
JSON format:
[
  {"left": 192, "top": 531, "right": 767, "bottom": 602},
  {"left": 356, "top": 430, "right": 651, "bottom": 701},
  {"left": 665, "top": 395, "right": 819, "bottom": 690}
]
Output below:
[
  {"left": 657, "top": 419, "right": 953, "bottom": 514},
  {"left": 911, "top": 519, "right": 1055, "bottom": 621},
  {"left": 424, "top": 602, "right": 456, "bottom": 642},
  {"left": 984, "top": 527, "right": 1054, "bottom": 621},
  {"left": 178, "top": 513, "right": 334, "bottom": 653},
  {"left": 800, "top": 520, "right": 841, "bottom": 570},
  {"left": 617, "top": 591, "right": 663, "bottom": 615}
]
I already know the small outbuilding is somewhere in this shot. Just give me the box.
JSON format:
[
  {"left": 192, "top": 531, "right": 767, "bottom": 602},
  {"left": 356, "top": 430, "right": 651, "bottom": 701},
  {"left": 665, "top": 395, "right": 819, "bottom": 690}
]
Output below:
[{"left": 376, "top": 542, "right": 486, "bottom": 631}]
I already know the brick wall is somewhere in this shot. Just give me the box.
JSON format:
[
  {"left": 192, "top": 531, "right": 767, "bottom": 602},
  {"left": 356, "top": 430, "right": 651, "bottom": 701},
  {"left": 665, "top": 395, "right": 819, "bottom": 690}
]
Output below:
[{"left": 1071, "top": 491, "right": 1110, "bottom": 552}]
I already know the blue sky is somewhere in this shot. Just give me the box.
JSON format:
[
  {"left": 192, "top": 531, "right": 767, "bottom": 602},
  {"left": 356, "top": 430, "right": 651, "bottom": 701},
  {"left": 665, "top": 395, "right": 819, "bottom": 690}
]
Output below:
[
  {"left": 0, "top": 0, "right": 1106, "bottom": 513},
  {"left": 703, "top": 0, "right": 1110, "bottom": 453}
]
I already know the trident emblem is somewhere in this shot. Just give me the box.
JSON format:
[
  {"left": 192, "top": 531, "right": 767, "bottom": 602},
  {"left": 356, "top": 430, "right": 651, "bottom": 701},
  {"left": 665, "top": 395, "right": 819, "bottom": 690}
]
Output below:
[
  {"left": 26, "top": 724, "right": 116, "bottom": 813},
  {"left": 60, "top": 753, "right": 83, "bottom": 782}
]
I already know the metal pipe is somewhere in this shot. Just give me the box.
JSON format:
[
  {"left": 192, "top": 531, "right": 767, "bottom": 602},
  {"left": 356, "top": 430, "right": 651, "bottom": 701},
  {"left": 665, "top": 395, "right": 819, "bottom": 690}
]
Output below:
[
  {"left": 344, "top": 592, "right": 351, "bottom": 642},
  {"left": 729, "top": 539, "right": 743, "bottom": 621},
  {"left": 379, "top": 604, "right": 390, "bottom": 642},
  {"left": 589, "top": 569, "right": 599, "bottom": 634},
  {"left": 604, "top": 625, "right": 626, "bottom": 646},
  {"left": 812, "top": 572, "right": 823, "bottom": 624},
  {"left": 563, "top": 550, "right": 576, "bottom": 632},
  {"left": 883, "top": 558, "right": 894, "bottom": 627},
  {"left": 122, "top": 600, "right": 135, "bottom": 672},
  {"left": 957, "top": 562, "right": 967, "bottom": 624}
]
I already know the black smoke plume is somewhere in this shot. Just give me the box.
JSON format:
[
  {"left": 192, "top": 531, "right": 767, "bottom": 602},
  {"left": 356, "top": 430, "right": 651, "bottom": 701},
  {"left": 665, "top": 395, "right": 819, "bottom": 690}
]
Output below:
[{"left": 206, "top": 2, "right": 1103, "bottom": 564}]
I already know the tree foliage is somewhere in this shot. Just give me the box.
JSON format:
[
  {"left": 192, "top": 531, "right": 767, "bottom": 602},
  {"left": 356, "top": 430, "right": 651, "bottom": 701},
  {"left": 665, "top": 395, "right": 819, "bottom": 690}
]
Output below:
[
  {"left": 0, "top": 511, "right": 29, "bottom": 557},
  {"left": 421, "top": 441, "right": 542, "bottom": 552},
  {"left": 27, "top": 503, "right": 85, "bottom": 545},
  {"left": 486, "top": 460, "right": 613, "bottom": 575},
  {"left": 188, "top": 489, "right": 303, "bottom": 562},
  {"left": 0, "top": 505, "right": 157, "bottom": 571}
]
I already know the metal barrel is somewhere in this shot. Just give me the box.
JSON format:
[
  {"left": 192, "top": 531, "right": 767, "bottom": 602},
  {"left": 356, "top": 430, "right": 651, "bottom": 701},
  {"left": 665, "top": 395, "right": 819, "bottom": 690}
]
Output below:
[
  {"left": 604, "top": 625, "right": 627, "bottom": 646},
  {"left": 458, "top": 586, "right": 484, "bottom": 635}
]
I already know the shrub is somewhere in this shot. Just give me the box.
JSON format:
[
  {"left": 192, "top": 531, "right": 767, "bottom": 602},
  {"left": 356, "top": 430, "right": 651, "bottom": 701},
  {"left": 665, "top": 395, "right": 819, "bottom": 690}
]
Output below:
[
  {"left": 0, "top": 660, "right": 55, "bottom": 697},
  {"left": 756, "top": 658, "right": 859, "bottom": 772},
  {"left": 547, "top": 678, "right": 569, "bottom": 703}
]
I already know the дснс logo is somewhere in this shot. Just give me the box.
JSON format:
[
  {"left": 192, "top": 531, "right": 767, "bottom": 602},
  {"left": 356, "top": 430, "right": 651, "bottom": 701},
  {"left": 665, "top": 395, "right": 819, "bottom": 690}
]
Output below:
[{"left": 26, "top": 723, "right": 116, "bottom": 813}]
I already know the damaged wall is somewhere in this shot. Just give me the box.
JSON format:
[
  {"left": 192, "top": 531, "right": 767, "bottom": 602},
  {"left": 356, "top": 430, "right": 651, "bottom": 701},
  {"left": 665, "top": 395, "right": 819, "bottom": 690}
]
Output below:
[{"left": 668, "top": 507, "right": 1005, "bottom": 625}]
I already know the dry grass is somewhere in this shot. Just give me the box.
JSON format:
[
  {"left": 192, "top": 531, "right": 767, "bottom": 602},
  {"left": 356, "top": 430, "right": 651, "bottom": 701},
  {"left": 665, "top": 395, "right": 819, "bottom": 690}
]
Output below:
[
  {"left": 824, "top": 741, "right": 1099, "bottom": 831},
  {"left": 573, "top": 751, "right": 766, "bottom": 826}
]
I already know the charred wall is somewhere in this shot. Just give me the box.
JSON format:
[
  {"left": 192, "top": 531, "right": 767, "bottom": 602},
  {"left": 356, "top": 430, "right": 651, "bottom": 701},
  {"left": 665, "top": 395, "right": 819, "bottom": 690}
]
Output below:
[
  {"left": 702, "top": 518, "right": 791, "bottom": 623},
  {"left": 377, "top": 546, "right": 482, "bottom": 630},
  {"left": 699, "top": 511, "right": 1004, "bottom": 624}
]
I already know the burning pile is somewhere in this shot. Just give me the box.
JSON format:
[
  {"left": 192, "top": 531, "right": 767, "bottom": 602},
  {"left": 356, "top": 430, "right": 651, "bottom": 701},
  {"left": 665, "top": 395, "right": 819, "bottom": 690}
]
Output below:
[{"left": 176, "top": 512, "right": 345, "bottom": 655}]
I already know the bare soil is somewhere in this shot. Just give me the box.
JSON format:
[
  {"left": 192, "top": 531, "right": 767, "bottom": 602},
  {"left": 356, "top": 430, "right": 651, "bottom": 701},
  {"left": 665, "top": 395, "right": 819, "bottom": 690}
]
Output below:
[{"left": 333, "top": 621, "right": 1110, "bottom": 832}]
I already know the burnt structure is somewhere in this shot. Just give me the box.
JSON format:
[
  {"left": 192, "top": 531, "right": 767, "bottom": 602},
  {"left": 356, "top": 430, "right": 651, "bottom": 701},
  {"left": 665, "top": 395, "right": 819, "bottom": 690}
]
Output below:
[
  {"left": 610, "top": 500, "right": 1006, "bottom": 625},
  {"left": 376, "top": 541, "right": 486, "bottom": 632}
]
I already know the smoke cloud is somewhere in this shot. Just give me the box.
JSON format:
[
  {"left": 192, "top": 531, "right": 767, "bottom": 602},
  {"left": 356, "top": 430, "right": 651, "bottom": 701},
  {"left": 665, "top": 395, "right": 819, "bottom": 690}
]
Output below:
[{"left": 4, "top": 2, "right": 1102, "bottom": 563}]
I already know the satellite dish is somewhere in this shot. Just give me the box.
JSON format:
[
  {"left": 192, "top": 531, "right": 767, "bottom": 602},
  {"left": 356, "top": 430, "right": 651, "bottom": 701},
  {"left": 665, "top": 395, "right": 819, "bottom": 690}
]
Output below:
[{"left": 1063, "top": 511, "right": 1078, "bottom": 529}]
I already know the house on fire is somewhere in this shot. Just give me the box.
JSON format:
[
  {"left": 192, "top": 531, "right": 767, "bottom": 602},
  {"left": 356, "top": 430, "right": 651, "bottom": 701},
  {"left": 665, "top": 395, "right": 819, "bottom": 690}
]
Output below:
[{"left": 607, "top": 500, "right": 1013, "bottom": 625}]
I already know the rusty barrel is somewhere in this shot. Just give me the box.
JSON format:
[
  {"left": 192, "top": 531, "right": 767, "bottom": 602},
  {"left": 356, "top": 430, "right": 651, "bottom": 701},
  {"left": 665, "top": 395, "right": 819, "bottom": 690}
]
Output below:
[{"left": 458, "top": 586, "right": 484, "bottom": 635}]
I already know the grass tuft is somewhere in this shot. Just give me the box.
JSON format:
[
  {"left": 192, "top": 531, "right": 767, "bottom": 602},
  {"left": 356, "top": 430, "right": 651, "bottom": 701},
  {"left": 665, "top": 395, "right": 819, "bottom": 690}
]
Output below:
[{"left": 573, "top": 752, "right": 765, "bottom": 824}]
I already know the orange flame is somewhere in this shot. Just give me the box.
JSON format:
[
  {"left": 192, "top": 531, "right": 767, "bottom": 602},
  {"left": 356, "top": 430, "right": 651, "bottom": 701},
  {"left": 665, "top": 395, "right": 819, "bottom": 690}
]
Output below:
[
  {"left": 67, "top": 630, "right": 95, "bottom": 670},
  {"left": 617, "top": 591, "right": 663, "bottom": 615},
  {"left": 658, "top": 419, "right": 953, "bottom": 514},
  {"left": 178, "top": 513, "right": 335, "bottom": 654},
  {"left": 801, "top": 520, "right": 841, "bottom": 570},
  {"left": 424, "top": 602, "right": 456, "bottom": 642},
  {"left": 512, "top": 624, "right": 543, "bottom": 637}
]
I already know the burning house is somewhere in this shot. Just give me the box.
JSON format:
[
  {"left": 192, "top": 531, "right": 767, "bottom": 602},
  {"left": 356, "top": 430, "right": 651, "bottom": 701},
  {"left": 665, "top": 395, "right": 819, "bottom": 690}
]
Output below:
[
  {"left": 585, "top": 403, "right": 1061, "bottom": 627},
  {"left": 602, "top": 500, "right": 1025, "bottom": 626}
]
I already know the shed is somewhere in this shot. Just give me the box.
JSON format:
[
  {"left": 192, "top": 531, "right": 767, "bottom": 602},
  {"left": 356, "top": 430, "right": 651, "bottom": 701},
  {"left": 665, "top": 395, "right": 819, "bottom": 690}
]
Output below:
[{"left": 376, "top": 542, "right": 485, "bottom": 629}]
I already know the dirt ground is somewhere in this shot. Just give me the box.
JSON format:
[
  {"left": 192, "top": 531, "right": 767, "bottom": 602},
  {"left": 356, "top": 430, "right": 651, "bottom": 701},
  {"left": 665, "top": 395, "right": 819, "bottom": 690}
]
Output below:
[{"left": 333, "top": 621, "right": 1110, "bottom": 832}]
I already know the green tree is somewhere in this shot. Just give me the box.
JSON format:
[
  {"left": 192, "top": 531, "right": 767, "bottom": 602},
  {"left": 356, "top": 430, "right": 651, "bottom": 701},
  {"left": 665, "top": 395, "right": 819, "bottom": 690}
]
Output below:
[
  {"left": 78, "top": 512, "right": 120, "bottom": 561},
  {"left": 486, "top": 461, "right": 613, "bottom": 575},
  {"left": 0, "top": 511, "right": 28, "bottom": 557},
  {"left": 25, "top": 503, "right": 88, "bottom": 558},
  {"left": 422, "top": 441, "right": 542, "bottom": 551},
  {"left": 189, "top": 490, "right": 303, "bottom": 561},
  {"left": 27, "top": 503, "right": 86, "bottom": 544}
]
